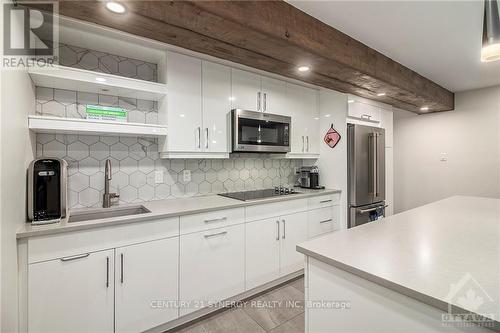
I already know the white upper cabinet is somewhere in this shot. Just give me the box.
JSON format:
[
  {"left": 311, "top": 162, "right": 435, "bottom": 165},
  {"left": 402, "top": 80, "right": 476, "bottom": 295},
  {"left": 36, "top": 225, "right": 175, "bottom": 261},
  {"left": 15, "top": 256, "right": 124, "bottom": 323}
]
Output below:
[
  {"left": 115, "top": 238, "right": 179, "bottom": 333},
  {"left": 202, "top": 61, "right": 231, "bottom": 153},
  {"left": 166, "top": 51, "right": 202, "bottom": 152},
  {"left": 28, "top": 250, "right": 115, "bottom": 333},
  {"left": 261, "top": 76, "right": 287, "bottom": 115},
  {"left": 348, "top": 100, "right": 381, "bottom": 123},
  {"left": 164, "top": 52, "right": 230, "bottom": 157},
  {"left": 286, "top": 83, "right": 320, "bottom": 156},
  {"left": 231, "top": 68, "right": 262, "bottom": 111}
]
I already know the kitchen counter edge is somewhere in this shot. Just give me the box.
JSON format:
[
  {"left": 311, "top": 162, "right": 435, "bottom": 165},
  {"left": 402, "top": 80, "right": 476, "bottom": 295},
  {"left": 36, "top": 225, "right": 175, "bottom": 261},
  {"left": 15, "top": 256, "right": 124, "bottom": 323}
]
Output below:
[{"left": 17, "top": 188, "right": 341, "bottom": 239}]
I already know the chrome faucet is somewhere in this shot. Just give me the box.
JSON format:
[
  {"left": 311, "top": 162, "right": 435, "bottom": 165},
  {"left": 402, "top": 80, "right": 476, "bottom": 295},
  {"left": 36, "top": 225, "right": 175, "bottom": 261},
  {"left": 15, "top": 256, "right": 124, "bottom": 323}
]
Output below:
[{"left": 103, "top": 159, "right": 119, "bottom": 208}]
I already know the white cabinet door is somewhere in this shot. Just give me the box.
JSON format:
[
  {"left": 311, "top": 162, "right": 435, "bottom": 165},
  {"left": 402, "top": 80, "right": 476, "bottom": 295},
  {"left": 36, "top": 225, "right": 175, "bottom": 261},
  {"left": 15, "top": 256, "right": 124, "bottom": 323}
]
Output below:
[
  {"left": 231, "top": 68, "right": 262, "bottom": 111},
  {"left": 261, "top": 76, "right": 287, "bottom": 115},
  {"left": 202, "top": 61, "right": 231, "bottom": 153},
  {"left": 167, "top": 51, "right": 202, "bottom": 151},
  {"left": 245, "top": 218, "right": 281, "bottom": 290},
  {"left": 28, "top": 250, "right": 114, "bottom": 333},
  {"left": 286, "top": 83, "right": 308, "bottom": 154},
  {"left": 180, "top": 224, "right": 245, "bottom": 315},
  {"left": 115, "top": 237, "right": 179, "bottom": 333},
  {"left": 302, "top": 87, "right": 320, "bottom": 154},
  {"left": 280, "top": 211, "right": 308, "bottom": 275},
  {"left": 287, "top": 83, "right": 319, "bottom": 154},
  {"left": 348, "top": 100, "right": 381, "bottom": 123}
]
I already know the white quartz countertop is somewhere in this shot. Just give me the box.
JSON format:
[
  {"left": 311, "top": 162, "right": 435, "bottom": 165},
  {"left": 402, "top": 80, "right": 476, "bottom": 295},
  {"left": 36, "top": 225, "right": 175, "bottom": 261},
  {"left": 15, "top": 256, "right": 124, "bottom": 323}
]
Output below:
[
  {"left": 17, "top": 188, "right": 340, "bottom": 238},
  {"left": 297, "top": 196, "right": 500, "bottom": 328}
]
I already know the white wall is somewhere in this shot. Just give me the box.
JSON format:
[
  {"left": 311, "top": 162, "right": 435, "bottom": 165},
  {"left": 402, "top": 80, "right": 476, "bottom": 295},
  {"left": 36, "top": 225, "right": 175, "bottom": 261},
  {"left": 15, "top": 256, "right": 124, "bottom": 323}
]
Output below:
[
  {"left": 393, "top": 86, "right": 500, "bottom": 213},
  {"left": 0, "top": 12, "right": 36, "bottom": 333},
  {"left": 315, "top": 89, "right": 348, "bottom": 228}
]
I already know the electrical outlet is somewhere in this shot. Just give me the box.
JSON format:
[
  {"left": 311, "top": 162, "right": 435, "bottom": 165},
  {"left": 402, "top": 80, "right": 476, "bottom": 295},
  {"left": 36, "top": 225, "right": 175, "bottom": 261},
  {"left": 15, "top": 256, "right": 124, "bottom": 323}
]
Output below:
[
  {"left": 440, "top": 152, "right": 448, "bottom": 162},
  {"left": 183, "top": 169, "right": 191, "bottom": 182},
  {"left": 154, "top": 170, "right": 164, "bottom": 184}
]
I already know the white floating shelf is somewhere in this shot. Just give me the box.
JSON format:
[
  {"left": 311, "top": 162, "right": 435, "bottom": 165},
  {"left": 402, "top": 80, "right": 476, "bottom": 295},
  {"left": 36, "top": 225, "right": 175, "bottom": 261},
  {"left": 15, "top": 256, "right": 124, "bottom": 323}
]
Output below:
[
  {"left": 29, "top": 116, "right": 167, "bottom": 138},
  {"left": 28, "top": 65, "right": 167, "bottom": 101}
]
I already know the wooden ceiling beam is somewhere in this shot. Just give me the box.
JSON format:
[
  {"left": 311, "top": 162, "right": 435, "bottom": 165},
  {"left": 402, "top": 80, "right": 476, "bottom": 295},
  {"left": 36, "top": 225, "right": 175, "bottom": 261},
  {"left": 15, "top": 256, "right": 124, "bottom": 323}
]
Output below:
[{"left": 24, "top": 0, "right": 454, "bottom": 113}]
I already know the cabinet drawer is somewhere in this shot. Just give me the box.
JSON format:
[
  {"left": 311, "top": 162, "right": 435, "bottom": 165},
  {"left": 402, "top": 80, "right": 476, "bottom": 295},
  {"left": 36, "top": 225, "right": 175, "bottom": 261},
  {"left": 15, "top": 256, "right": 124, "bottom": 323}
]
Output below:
[
  {"left": 245, "top": 198, "right": 308, "bottom": 222},
  {"left": 308, "top": 193, "right": 340, "bottom": 210},
  {"left": 28, "top": 217, "right": 179, "bottom": 264},
  {"left": 180, "top": 224, "right": 245, "bottom": 315},
  {"left": 179, "top": 208, "right": 244, "bottom": 235},
  {"left": 308, "top": 206, "right": 340, "bottom": 239}
]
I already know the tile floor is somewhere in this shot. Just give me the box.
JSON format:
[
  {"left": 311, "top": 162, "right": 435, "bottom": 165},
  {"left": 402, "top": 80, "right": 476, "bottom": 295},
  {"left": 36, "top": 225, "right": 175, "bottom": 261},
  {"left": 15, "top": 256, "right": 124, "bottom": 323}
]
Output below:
[{"left": 170, "top": 277, "right": 305, "bottom": 333}]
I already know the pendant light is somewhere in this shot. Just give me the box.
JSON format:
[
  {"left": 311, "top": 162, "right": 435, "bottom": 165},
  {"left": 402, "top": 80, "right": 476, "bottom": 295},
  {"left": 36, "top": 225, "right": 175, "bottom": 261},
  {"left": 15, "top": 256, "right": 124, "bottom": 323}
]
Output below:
[{"left": 482, "top": 0, "right": 500, "bottom": 62}]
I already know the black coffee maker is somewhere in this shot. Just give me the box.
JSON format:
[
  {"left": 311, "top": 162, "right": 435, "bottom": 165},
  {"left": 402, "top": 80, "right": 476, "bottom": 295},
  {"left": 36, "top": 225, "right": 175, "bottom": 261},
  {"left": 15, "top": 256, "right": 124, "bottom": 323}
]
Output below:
[
  {"left": 28, "top": 158, "right": 67, "bottom": 224},
  {"left": 298, "top": 166, "right": 324, "bottom": 189}
]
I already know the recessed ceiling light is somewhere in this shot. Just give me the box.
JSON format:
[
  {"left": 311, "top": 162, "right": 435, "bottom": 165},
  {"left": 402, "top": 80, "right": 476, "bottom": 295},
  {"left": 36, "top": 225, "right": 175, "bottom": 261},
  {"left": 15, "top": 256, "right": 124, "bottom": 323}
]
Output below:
[
  {"left": 297, "top": 66, "right": 310, "bottom": 72},
  {"left": 95, "top": 77, "right": 107, "bottom": 82},
  {"left": 105, "top": 1, "right": 126, "bottom": 14},
  {"left": 347, "top": 99, "right": 355, "bottom": 104},
  {"left": 377, "top": 92, "right": 386, "bottom": 97},
  {"left": 420, "top": 106, "right": 429, "bottom": 111},
  {"left": 324, "top": 114, "right": 331, "bottom": 118}
]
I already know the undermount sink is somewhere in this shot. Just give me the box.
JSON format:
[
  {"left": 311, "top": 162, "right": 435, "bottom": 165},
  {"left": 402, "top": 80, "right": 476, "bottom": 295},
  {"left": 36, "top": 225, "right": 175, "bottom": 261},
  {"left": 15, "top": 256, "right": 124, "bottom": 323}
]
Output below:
[{"left": 68, "top": 205, "right": 151, "bottom": 223}]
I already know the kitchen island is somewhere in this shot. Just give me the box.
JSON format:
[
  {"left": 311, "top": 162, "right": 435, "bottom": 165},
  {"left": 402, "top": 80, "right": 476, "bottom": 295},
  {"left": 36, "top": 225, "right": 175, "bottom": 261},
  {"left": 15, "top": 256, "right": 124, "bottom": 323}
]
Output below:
[{"left": 297, "top": 196, "right": 500, "bottom": 332}]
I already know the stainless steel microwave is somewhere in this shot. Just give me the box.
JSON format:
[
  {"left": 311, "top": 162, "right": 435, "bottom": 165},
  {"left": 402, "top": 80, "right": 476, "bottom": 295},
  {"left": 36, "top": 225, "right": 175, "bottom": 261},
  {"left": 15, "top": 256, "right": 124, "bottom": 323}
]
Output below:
[{"left": 232, "top": 109, "right": 291, "bottom": 153}]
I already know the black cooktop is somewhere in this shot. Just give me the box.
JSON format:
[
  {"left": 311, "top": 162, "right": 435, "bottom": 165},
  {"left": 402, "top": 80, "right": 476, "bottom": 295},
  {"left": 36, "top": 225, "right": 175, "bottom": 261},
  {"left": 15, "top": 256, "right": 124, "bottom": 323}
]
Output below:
[{"left": 219, "top": 188, "right": 300, "bottom": 201}]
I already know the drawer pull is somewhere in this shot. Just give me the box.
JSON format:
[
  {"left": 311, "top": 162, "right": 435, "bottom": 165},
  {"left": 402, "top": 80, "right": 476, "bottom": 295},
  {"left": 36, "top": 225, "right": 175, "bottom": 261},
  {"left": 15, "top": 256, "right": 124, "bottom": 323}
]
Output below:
[
  {"left": 204, "top": 231, "right": 228, "bottom": 238},
  {"left": 320, "top": 199, "right": 332, "bottom": 204},
  {"left": 60, "top": 253, "right": 89, "bottom": 262},
  {"left": 320, "top": 219, "right": 333, "bottom": 224},
  {"left": 204, "top": 217, "right": 227, "bottom": 223}
]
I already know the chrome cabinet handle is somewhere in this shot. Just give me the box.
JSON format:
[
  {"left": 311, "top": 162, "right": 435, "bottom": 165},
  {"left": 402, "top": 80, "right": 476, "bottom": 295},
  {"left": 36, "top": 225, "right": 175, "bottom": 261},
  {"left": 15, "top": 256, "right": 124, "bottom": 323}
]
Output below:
[
  {"left": 204, "top": 217, "right": 227, "bottom": 223},
  {"left": 306, "top": 136, "right": 309, "bottom": 152},
  {"left": 204, "top": 231, "right": 228, "bottom": 238},
  {"left": 319, "top": 219, "right": 333, "bottom": 224},
  {"left": 276, "top": 220, "right": 280, "bottom": 241},
  {"left": 302, "top": 136, "right": 305, "bottom": 152},
  {"left": 263, "top": 93, "right": 267, "bottom": 111},
  {"left": 197, "top": 127, "right": 201, "bottom": 149},
  {"left": 60, "top": 253, "right": 89, "bottom": 262},
  {"left": 320, "top": 199, "right": 332, "bottom": 204},
  {"left": 120, "top": 253, "right": 124, "bottom": 284},
  {"left": 106, "top": 257, "right": 109, "bottom": 288},
  {"left": 205, "top": 128, "right": 209, "bottom": 149},
  {"left": 361, "top": 114, "right": 372, "bottom": 120},
  {"left": 282, "top": 219, "right": 286, "bottom": 239},
  {"left": 257, "top": 92, "right": 261, "bottom": 111}
]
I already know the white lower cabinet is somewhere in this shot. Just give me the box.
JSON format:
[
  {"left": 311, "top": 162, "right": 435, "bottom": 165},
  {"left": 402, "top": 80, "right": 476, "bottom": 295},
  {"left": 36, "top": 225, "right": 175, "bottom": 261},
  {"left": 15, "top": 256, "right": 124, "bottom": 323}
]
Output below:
[
  {"left": 245, "top": 218, "right": 281, "bottom": 290},
  {"left": 180, "top": 224, "right": 245, "bottom": 315},
  {"left": 28, "top": 249, "right": 115, "bottom": 333},
  {"left": 280, "top": 211, "right": 309, "bottom": 275},
  {"left": 115, "top": 238, "right": 179, "bottom": 333},
  {"left": 245, "top": 211, "right": 308, "bottom": 290}
]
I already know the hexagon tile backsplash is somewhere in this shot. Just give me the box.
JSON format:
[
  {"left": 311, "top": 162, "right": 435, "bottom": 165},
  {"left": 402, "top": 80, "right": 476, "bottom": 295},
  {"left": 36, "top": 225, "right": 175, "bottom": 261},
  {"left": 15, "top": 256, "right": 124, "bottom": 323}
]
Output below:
[{"left": 36, "top": 134, "right": 303, "bottom": 208}]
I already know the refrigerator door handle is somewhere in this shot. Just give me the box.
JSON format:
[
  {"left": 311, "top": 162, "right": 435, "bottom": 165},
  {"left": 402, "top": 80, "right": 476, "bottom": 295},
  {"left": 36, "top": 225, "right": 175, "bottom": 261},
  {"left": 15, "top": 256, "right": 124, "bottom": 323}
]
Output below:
[
  {"left": 357, "top": 204, "right": 388, "bottom": 214},
  {"left": 374, "top": 132, "right": 379, "bottom": 197}
]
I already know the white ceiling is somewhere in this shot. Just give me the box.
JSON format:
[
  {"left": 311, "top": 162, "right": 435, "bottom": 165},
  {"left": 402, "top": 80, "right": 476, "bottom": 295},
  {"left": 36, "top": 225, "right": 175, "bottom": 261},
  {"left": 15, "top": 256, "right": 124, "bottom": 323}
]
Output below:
[{"left": 289, "top": 1, "right": 500, "bottom": 92}]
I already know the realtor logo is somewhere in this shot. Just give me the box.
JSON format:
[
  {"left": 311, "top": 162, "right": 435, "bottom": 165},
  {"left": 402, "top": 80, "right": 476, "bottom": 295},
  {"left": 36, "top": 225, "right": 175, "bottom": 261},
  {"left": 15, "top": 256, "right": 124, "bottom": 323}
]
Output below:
[
  {"left": 442, "top": 273, "right": 495, "bottom": 328},
  {"left": 2, "top": 1, "right": 58, "bottom": 68}
]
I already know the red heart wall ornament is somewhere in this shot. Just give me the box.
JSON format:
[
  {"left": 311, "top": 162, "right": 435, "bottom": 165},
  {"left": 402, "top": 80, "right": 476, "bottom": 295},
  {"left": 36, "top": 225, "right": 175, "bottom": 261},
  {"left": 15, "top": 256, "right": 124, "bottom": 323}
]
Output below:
[{"left": 324, "top": 124, "right": 341, "bottom": 148}]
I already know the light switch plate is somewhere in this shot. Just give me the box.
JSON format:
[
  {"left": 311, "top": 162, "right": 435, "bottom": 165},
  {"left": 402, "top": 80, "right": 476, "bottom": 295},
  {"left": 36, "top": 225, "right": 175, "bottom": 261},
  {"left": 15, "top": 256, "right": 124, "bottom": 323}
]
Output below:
[
  {"left": 183, "top": 169, "right": 191, "bottom": 182},
  {"left": 154, "top": 171, "right": 164, "bottom": 184}
]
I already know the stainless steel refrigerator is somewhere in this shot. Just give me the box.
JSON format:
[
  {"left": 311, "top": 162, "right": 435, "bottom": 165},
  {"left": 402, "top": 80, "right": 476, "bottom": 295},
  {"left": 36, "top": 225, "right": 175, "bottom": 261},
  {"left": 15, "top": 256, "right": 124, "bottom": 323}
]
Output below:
[{"left": 347, "top": 123, "right": 386, "bottom": 228}]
